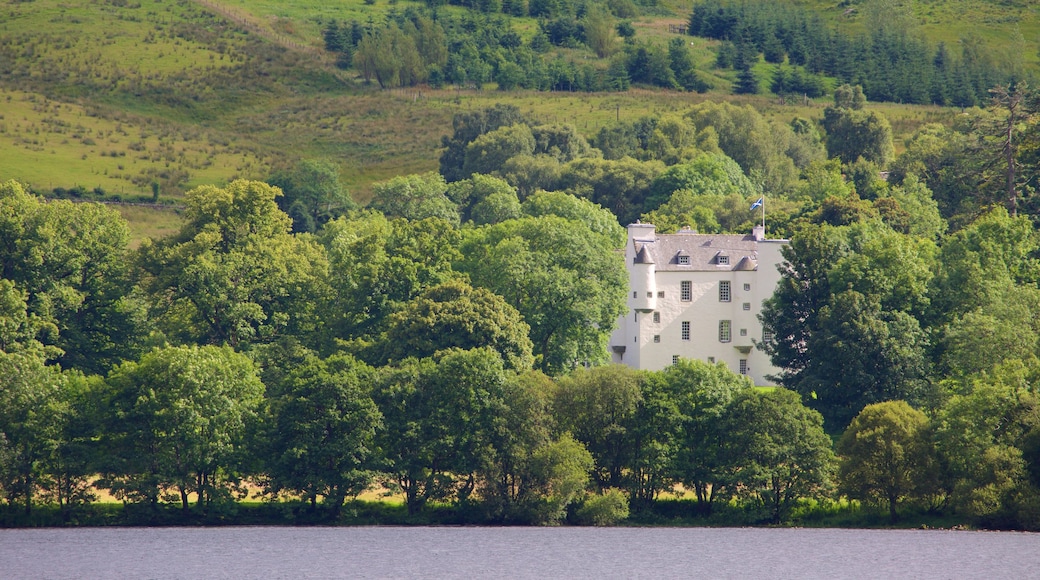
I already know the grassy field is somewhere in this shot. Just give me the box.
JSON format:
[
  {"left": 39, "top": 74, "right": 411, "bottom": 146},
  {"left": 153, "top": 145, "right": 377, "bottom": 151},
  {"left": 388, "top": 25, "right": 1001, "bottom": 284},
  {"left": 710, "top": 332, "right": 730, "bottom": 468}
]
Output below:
[{"left": 0, "top": 0, "right": 1029, "bottom": 240}]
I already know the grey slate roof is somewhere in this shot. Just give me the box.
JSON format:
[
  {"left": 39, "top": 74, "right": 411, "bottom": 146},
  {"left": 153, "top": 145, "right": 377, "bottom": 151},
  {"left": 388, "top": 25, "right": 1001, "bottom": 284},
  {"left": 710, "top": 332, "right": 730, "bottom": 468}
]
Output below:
[{"left": 633, "top": 232, "right": 759, "bottom": 272}]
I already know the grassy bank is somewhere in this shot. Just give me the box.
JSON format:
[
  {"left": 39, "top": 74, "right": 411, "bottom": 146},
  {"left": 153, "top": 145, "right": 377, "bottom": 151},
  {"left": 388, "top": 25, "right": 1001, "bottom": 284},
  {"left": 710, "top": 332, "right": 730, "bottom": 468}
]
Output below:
[{"left": 1, "top": 498, "right": 977, "bottom": 530}]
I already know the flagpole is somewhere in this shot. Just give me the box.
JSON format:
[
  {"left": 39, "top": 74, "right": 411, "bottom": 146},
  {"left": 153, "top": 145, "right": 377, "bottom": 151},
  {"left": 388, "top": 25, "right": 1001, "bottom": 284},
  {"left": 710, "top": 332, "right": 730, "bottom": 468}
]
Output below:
[{"left": 761, "top": 196, "right": 765, "bottom": 231}]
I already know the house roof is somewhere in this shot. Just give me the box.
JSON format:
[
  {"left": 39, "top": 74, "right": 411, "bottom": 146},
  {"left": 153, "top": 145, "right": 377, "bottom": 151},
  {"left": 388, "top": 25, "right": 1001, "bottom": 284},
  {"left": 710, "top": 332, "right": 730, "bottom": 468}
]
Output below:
[{"left": 633, "top": 232, "right": 760, "bottom": 272}]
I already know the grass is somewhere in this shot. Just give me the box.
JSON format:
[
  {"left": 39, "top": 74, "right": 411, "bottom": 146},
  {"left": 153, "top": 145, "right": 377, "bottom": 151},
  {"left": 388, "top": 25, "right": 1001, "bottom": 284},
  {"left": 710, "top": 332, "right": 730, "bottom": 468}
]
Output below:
[
  {"left": 0, "top": 88, "right": 268, "bottom": 198},
  {"left": 113, "top": 204, "right": 186, "bottom": 248},
  {"left": 0, "top": 0, "right": 1029, "bottom": 238}
]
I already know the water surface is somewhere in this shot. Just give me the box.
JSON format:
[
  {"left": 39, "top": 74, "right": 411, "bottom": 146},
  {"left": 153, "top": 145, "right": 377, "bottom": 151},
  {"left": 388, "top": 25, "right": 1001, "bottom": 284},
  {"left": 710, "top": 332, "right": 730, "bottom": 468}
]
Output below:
[{"left": 2, "top": 526, "right": 1037, "bottom": 579}]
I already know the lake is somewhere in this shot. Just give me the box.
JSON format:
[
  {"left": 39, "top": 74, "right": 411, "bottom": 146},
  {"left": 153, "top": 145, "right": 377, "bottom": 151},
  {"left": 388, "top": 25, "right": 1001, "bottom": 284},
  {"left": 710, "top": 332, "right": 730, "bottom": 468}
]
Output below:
[{"left": 2, "top": 526, "right": 1038, "bottom": 579}]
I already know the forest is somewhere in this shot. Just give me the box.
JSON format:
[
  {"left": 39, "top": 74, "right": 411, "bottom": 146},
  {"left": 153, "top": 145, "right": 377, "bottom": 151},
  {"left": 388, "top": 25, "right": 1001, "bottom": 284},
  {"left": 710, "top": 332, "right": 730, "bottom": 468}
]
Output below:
[
  {"left": 3, "top": 0, "right": 1040, "bottom": 530},
  {"left": 4, "top": 71, "right": 1040, "bottom": 528}
]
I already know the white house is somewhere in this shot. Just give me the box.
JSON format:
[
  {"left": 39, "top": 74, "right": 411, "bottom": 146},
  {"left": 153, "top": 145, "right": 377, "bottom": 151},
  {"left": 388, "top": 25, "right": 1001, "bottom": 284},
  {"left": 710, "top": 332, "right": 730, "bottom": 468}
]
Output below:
[{"left": 608, "top": 222, "right": 788, "bottom": 386}]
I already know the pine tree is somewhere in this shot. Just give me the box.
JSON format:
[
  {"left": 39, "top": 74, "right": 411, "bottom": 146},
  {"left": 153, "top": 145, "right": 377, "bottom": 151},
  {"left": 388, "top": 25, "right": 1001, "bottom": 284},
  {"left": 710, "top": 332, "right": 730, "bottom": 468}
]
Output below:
[{"left": 734, "top": 65, "right": 760, "bottom": 94}]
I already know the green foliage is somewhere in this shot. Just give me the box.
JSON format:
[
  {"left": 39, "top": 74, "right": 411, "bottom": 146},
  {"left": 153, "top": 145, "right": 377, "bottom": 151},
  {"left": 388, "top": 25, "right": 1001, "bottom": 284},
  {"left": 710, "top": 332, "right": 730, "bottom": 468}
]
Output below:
[
  {"left": 138, "top": 180, "right": 330, "bottom": 348},
  {"left": 457, "top": 215, "right": 627, "bottom": 373},
  {"left": 0, "top": 350, "right": 73, "bottom": 515},
  {"left": 269, "top": 159, "right": 356, "bottom": 233},
  {"left": 575, "top": 488, "right": 630, "bottom": 525},
  {"left": 521, "top": 190, "right": 626, "bottom": 247},
  {"left": 722, "top": 388, "right": 835, "bottom": 524},
  {"left": 463, "top": 124, "right": 536, "bottom": 180},
  {"left": 838, "top": 401, "right": 940, "bottom": 523},
  {"left": 100, "top": 345, "right": 264, "bottom": 513},
  {"left": 553, "top": 365, "right": 644, "bottom": 490},
  {"left": 369, "top": 172, "right": 460, "bottom": 224},
  {"left": 378, "top": 280, "right": 535, "bottom": 371},
  {"left": 446, "top": 173, "right": 518, "bottom": 222},
  {"left": 556, "top": 156, "right": 665, "bottom": 225},
  {"left": 320, "top": 212, "right": 462, "bottom": 344},
  {"left": 374, "top": 348, "right": 515, "bottom": 515},
  {"left": 263, "top": 353, "right": 381, "bottom": 517},
  {"left": 664, "top": 359, "right": 752, "bottom": 513},
  {"left": 0, "top": 180, "right": 139, "bottom": 374},
  {"left": 822, "top": 103, "right": 896, "bottom": 167},
  {"left": 440, "top": 105, "right": 526, "bottom": 183},
  {"left": 688, "top": 0, "right": 1013, "bottom": 106},
  {"left": 760, "top": 220, "right": 937, "bottom": 430},
  {"left": 685, "top": 102, "right": 803, "bottom": 194}
]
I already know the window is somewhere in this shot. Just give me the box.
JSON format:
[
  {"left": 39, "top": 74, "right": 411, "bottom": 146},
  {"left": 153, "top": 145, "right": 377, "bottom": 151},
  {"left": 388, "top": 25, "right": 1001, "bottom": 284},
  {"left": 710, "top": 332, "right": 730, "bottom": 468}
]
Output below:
[
  {"left": 678, "top": 255, "right": 690, "bottom": 265},
  {"left": 744, "top": 283, "right": 751, "bottom": 291},
  {"left": 763, "top": 330, "right": 774, "bottom": 343},
  {"left": 719, "top": 280, "right": 731, "bottom": 302},
  {"left": 646, "top": 292, "right": 653, "bottom": 298},
  {"left": 658, "top": 291, "right": 665, "bottom": 298},
  {"left": 633, "top": 291, "right": 637, "bottom": 298},
  {"left": 742, "top": 302, "right": 751, "bottom": 311},
  {"left": 672, "top": 355, "right": 680, "bottom": 366},
  {"left": 681, "top": 281, "right": 692, "bottom": 301},
  {"left": 634, "top": 313, "right": 638, "bottom": 322},
  {"left": 739, "top": 359, "right": 748, "bottom": 375},
  {"left": 653, "top": 334, "right": 661, "bottom": 343},
  {"left": 653, "top": 312, "right": 660, "bottom": 323},
  {"left": 719, "top": 320, "right": 731, "bottom": 342},
  {"left": 718, "top": 255, "right": 730, "bottom": 265},
  {"left": 740, "top": 328, "right": 747, "bottom": 337},
  {"left": 681, "top": 321, "right": 690, "bottom": 341}
]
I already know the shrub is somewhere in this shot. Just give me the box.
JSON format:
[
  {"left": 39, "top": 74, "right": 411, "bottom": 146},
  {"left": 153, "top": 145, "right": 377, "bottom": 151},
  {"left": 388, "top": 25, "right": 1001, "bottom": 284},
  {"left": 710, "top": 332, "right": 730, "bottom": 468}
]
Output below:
[{"left": 575, "top": 489, "right": 630, "bottom": 526}]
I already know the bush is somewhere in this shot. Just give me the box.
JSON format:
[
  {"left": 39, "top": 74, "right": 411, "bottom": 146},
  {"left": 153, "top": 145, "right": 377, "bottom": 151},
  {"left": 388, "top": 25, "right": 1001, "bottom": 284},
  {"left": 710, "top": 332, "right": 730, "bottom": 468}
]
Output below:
[{"left": 575, "top": 490, "right": 629, "bottom": 526}]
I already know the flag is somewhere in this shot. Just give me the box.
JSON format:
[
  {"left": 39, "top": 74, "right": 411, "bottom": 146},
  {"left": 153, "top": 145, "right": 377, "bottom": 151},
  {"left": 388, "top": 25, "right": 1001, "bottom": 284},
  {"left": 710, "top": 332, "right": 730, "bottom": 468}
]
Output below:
[{"left": 750, "top": 197, "right": 763, "bottom": 211}]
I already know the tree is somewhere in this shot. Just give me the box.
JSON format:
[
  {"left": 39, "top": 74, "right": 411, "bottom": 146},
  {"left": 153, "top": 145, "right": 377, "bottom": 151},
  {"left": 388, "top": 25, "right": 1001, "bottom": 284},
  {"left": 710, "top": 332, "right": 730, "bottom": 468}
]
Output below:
[
  {"left": 583, "top": 6, "right": 619, "bottom": 58},
  {"left": 934, "top": 362, "right": 1040, "bottom": 525},
  {"left": 462, "top": 124, "right": 536, "bottom": 180},
  {"left": 927, "top": 207, "right": 1040, "bottom": 327},
  {"left": 100, "top": 345, "right": 264, "bottom": 513},
  {"left": 368, "top": 172, "right": 460, "bottom": 225},
  {"left": 263, "top": 353, "right": 381, "bottom": 517},
  {"left": 0, "top": 180, "right": 140, "bottom": 374},
  {"left": 839, "top": 401, "right": 939, "bottom": 523},
  {"left": 734, "top": 65, "right": 760, "bottom": 95},
  {"left": 475, "top": 371, "right": 594, "bottom": 524},
  {"left": 556, "top": 156, "right": 665, "bottom": 225},
  {"left": 822, "top": 106, "right": 896, "bottom": 166},
  {"left": 137, "top": 180, "right": 330, "bottom": 349},
  {"left": 0, "top": 350, "right": 67, "bottom": 515},
  {"left": 374, "top": 348, "right": 513, "bottom": 514},
  {"left": 664, "top": 359, "right": 751, "bottom": 514},
  {"left": 985, "top": 83, "right": 1035, "bottom": 216},
  {"left": 760, "top": 221, "right": 936, "bottom": 430},
  {"left": 268, "top": 159, "right": 355, "bottom": 233},
  {"left": 723, "top": 388, "right": 835, "bottom": 524},
  {"left": 669, "top": 37, "right": 709, "bottom": 92},
  {"left": 446, "top": 173, "right": 518, "bottom": 222},
  {"left": 644, "top": 152, "right": 758, "bottom": 213},
  {"left": 553, "top": 365, "right": 643, "bottom": 490},
  {"left": 685, "top": 102, "right": 801, "bottom": 194},
  {"left": 353, "top": 25, "right": 424, "bottom": 88},
  {"left": 319, "top": 212, "right": 462, "bottom": 343},
  {"left": 440, "top": 105, "right": 525, "bottom": 182},
  {"left": 521, "top": 191, "right": 626, "bottom": 248},
  {"left": 457, "top": 215, "right": 627, "bottom": 374},
  {"left": 377, "top": 280, "right": 534, "bottom": 371}
]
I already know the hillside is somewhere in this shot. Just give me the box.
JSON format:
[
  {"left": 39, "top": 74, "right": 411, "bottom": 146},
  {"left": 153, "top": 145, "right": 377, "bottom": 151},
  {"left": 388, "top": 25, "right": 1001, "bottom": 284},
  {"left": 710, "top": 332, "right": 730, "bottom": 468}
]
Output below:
[{"left": 0, "top": 0, "right": 1035, "bottom": 232}]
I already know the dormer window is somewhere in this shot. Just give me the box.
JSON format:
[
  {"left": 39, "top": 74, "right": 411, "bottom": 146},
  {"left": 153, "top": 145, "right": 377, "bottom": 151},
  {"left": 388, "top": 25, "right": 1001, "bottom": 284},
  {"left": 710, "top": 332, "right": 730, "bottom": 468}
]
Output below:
[
  {"left": 678, "top": 255, "right": 690, "bottom": 265},
  {"left": 717, "top": 255, "right": 730, "bottom": 265}
]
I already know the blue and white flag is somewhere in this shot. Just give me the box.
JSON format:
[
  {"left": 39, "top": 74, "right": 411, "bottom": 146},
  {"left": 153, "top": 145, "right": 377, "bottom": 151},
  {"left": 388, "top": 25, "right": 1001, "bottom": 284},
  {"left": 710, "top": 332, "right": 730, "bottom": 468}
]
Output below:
[{"left": 750, "top": 197, "right": 764, "bottom": 211}]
